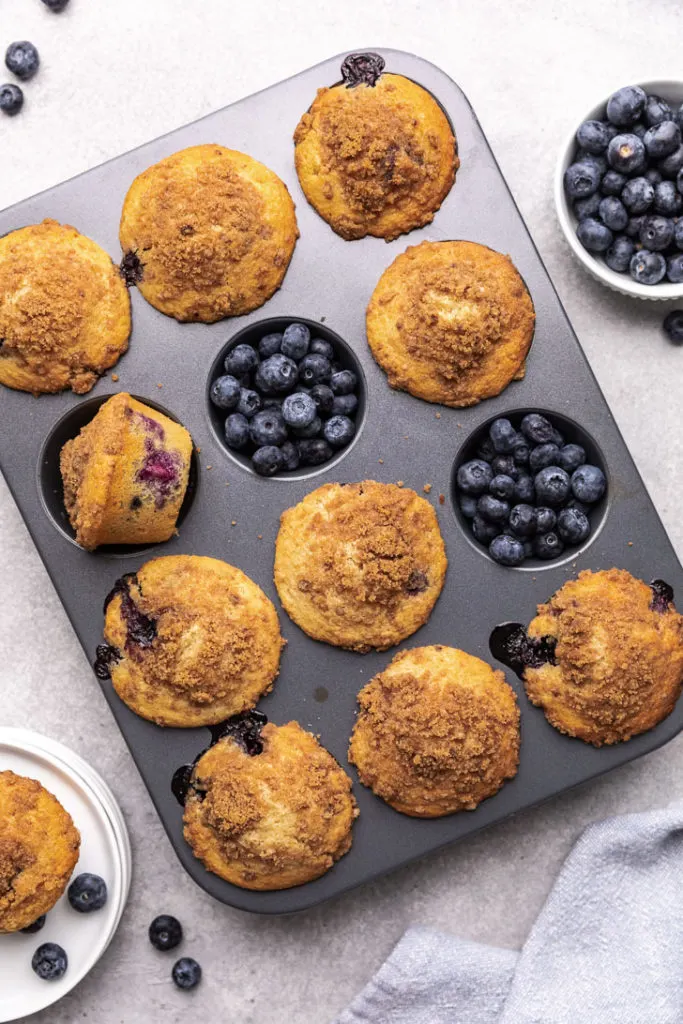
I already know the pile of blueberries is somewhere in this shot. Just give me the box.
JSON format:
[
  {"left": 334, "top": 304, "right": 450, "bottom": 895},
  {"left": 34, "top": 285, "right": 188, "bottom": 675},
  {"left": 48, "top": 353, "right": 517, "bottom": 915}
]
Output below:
[
  {"left": 210, "top": 322, "right": 360, "bottom": 476},
  {"left": 564, "top": 85, "right": 683, "bottom": 285},
  {"left": 0, "top": 2, "right": 69, "bottom": 118},
  {"left": 456, "top": 413, "right": 606, "bottom": 567}
]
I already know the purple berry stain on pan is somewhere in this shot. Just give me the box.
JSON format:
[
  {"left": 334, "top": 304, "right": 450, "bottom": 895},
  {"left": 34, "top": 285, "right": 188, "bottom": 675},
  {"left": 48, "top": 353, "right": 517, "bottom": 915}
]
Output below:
[
  {"left": 489, "top": 622, "right": 557, "bottom": 680},
  {"left": 94, "top": 574, "right": 157, "bottom": 678},
  {"left": 341, "top": 52, "right": 385, "bottom": 88},
  {"left": 171, "top": 710, "right": 268, "bottom": 806},
  {"left": 120, "top": 250, "right": 144, "bottom": 286},
  {"left": 650, "top": 579, "right": 674, "bottom": 612}
]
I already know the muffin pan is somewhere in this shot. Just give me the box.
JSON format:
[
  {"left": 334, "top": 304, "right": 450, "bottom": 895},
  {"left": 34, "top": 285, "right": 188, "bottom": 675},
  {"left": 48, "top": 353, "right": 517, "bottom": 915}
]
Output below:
[{"left": 1, "top": 48, "right": 682, "bottom": 915}]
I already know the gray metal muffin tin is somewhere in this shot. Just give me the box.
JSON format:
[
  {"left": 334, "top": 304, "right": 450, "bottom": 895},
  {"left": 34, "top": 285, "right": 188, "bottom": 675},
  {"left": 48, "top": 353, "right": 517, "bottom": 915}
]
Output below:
[{"left": 1, "top": 49, "right": 682, "bottom": 915}]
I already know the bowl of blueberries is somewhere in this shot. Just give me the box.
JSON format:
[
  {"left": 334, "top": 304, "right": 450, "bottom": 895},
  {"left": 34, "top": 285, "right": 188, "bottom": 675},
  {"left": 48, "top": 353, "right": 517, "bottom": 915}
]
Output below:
[{"left": 556, "top": 80, "right": 683, "bottom": 298}]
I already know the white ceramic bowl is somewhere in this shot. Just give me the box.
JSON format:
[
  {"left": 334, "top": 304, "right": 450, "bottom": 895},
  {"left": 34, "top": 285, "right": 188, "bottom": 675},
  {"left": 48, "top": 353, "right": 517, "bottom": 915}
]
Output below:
[{"left": 555, "top": 79, "right": 683, "bottom": 300}]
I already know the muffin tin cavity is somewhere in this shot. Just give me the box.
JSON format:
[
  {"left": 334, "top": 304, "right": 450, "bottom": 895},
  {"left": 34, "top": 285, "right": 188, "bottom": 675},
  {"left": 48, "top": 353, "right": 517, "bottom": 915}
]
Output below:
[
  {"left": 206, "top": 317, "right": 366, "bottom": 479},
  {"left": 451, "top": 409, "right": 609, "bottom": 569},
  {"left": 38, "top": 394, "right": 198, "bottom": 556}
]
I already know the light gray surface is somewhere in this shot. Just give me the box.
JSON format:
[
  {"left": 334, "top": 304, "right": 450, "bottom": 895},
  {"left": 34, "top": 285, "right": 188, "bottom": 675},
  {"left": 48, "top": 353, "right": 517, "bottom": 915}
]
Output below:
[{"left": 1, "top": 0, "right": 682, "bottom": 1020}]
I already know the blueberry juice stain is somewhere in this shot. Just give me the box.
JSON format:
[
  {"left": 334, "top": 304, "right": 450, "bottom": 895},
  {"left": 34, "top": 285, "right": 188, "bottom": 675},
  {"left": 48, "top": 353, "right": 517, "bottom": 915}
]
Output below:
[
  {"left": 489, "top": 622, "right": 557, "bottom": 681},
  {"left": 171, "top": 710, "right": 268, "bottom": 807},
  {"left": 341, "top": 52, "right": 385, "bottom": 88},
  {"left": 650, "top": 579, "right": 674, "bottom": 613},
  {"left": 93, "top": 574, "right": 157, "bottom": 680}
]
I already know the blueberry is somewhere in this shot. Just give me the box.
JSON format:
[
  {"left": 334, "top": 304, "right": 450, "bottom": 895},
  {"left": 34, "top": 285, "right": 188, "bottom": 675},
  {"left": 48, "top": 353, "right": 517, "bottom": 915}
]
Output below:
[
  {"left": 281, "top": 322, "right": 311, "bottom": 360},
  {"left": 149, "top": 915, "right": 183, "bottom": 952},
  {"left": 534, "top": 466, "right": 571, "bottom": 506},
  {"left": 258, "top": 332, "right": 283, "bottom": 358},
  {"left": 491, "top": 455, "right": 518, "bottom": 479},
  {"left": 330, "top": 369, "right": 357, "bottom": 395},
  {"left": 625, "top": 215, "right": 645, "bottom": 239},
  {"left": 571, "top": 464, "right": 606, "bottom": 503},
  {"left": 309, "top": 384, "right": 335, "bottom": 415},
  {"left": 310, "top": 337, "right": 335, "bottom": 359},
  {"left": 331, "top": 393, "right": 358, "bottom": 417},
  {"left": 644, "top": 167, "right": 663, "bottom": 186},
  {"left": 644, "top": 94, "right": 672, "bottom": 126},
  {"left": 489, "top": 474, "right": 516, "bottom": 501},
  {"left": 548, "top": 427, "right": 565, "bottom": 448},
  {"left": 654, "top": 181, "right": 682, "bottom": 216},
  {"left": 67, "top": 873, "right": 107, "bottom": 913},
  {"left": 630, "top": 249, "right": 666, "bottom": 285},
  {"left": 472, "top": 514, "right": 501, "bottom": 545},
  {"left": 489, "top": 418, "right": 518, "bottom": 453},
  {"left": 476, "top": 436, "right": 496, "bottom": 462},
  {"left": 675, "top": 219, "right": 683, "bottom": 251},
  {"left": 459, "top": 494, "right": 478, "bottom": 519},
  {"left": 489, "top": 534, "right": 525, "bottom": 567},
  {"left": 210, "top": 374, "right": 241, "bottom": 410},
  {"left": 529, "top": 443, "right": 561, "bottom": 473},
  {"left": 42, "top": 0, "right": 71, "bottom": 9},
  {"left": 0, "top": 83, "right": 23, "bottom": 116},
  {"left": 477, "top": 494, "right": 510, "bottom": 524},
  {"left": 535, "top": 507, "right": 557, "bottom": 533},
  {"left": 21, "top": 915, "right": 46, "bottom": 934},
  {"left": 282, "top": 391, "right": 317, "bottom": 428},
  {"left": 224, "top": 343, "right": 258, "bottom": 377},
  {"left": 573, "top": 193, "right": 601, "bottom": 221},
  {"left": 565, "top": 498, "right": 590, "bottom": 515},
  {"left": 32, "top": 943, "right": 67, "bottom": 981},
  {"left": 605, "top": 235, "right": 635, "bottom": 273},
  {"left": 557, "top": 444, "right": 586, "bottom": 472},
  {"left": 252, "top": 445, "right": 284, "bottom": 476},
  {"left": 5, "top": 41, "right": 40, "bottom": 81},
  {"left": 172, "top": 957, "right": 202, "bottom": 991},
  {"left": 666, "top": 254, "right": 683, "bottom": 283},
  {"left": 255, "top": 353, "right": 299, "bottom": 393},
  {"left": 323, "top": 415, "right": 355, "bottom": 448},
  {"left": 564, "top": 161, "right": 601, "bottom": 199},
  {"left": 557, "top": 507, "right": 591, "bottom": 545},
  {"left": 607, "top": 134, "right": 646, "bottom": 174},
  {"left": 606, "top": 85, "right": 646, "bottom": 126},
  {"left": 508, "top": 503, "right": 537, "bottom": 538},
  {"left": 519, "top": 413, "right": 553, "bottom": 445},
  {"left": 292, "top": 415, "right": 322, "bottom": 439},
  {"left": 298, "top": 353, "right": 331, "bottom": 386},
  {"left": 639, "top": 215, "right": 675, "bottom": 252},
  {"left": 644, "top": 121, "right": 681, "bottom": 159},
  {"left": 664, "top": 310, "right": 683, "bottom": 343},
  {"left": 236, "top": 387, "right": 261, "bottom": 418},
  {"left": 576, "top": 120, "right": 611, "bottom": 153},
  {"left": 261, "top": 397, "right": 283, "bottom": 411},
  {"left": 249, "top": 409, "right": 287, "bottom": 447},
  {"left": 577, "top": 150, "right": 607, "bottom": 174},
  {"left": 533, "top": 531, "right": 565, "bottom": 560},
  {"left": 280, "top": 440, "right": 300, "bottom": 471},
  {"left": 224, "top": 413, "right": 250, "bottom": 450},
  {"left": 513, "top": 473, "right": 535, "bottom": 503},
  {"left": 598, "top": 196, "right": 628, "bottom": 232},
  {"left": 457, "top": 459, "right": 493, "bottom": 496},
  {"left": 297, "top": 438, "right": 333, "bottom": 465},
  {"left": 659, "top": 145, "right": 683, "bottom": 178},
  {"left": 512, "top": 442, "right": 530, "bottom": 466},
  {"left": 621, "top": 177, "right": 654, "bottom": 214},
  {"left": 600, "top": 170, "right": 627, "bottom": 196}
]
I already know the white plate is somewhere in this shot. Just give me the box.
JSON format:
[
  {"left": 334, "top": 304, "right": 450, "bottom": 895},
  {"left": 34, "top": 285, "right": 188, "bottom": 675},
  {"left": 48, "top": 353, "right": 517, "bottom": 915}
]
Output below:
[{"left": 0, "top": 728, "right": 131, "bottom": 1023}]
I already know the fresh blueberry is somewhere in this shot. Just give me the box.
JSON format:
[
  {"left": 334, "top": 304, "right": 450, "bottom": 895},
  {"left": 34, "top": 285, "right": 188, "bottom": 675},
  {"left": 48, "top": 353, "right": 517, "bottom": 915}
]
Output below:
[
  {"left": 5, "top": 41, "right": 40, "bottom": 81},
  {"left": 549, "top": 426, "right": 565, "bottom": 448},
  {"left": 476, "top": 436, "right": 496, "bottom": 462},
  {"left": 261, "top": 397, "right": 283, "bottom": 411},
  {"left": 571, "top": 464, "right": 606, "bottom": 503},
  {"left": 557, "top": 444, "right": 586, "bottom": 472},
  {"left": 298, "top": 353, "right": 331, "bottom": 386},
  {"left": 576, "top": 119, "right": 611, "bottom": 153},
  {"left": 513, "top": 473, "right": 535, "bottom": 503},
  {"left": 472, "top": 514, "right": 501, "bottom": 545},
  {"left": 224, "top": 344, "right": 258, "bottom": 377},
  {"left": 280, "top": 440, "right": 300, "bottom": 471},
  {"left": 606, "top": 86, "right": 646, "bottom": 126},
  {"left": 644, "top": 94, "right": 672, "bottom": 126},
  {"left": 331, "top": 393, "right": 358, "bottom": 417},
  {"left": 529, "top": 443, "right": 561, "bottom": 473},
  {"left": 309, "top": 384, "right": 335, "bottom": 415},
  {"left": 653, "top": 181, "right": 682, "bottom": 216},
  {"left": 42, "top": 0, "right": 71, "bottom": 9},
  {"left": 534, "top": 466, "right": 571, "bottom": 506},
  {"left": 489, "top": 474, "right": 516, "bottom": 501},
  {"left": 457, "top": 459, "right": 493, "bottom": 496},
  {"left": 249, "top": 409, "right": 287, "bottom": 447},
  {"left": 489, "top": 534, "right": 525, "bottom": 567},
  {"left": 630, "top": 249, "right": 667, "bottom": 285},
  {"left": 323, "top": 415, "right": 355, "bottom": 448},
  {"left": 258, "top": 332, "right": 283, "bottom": 358},
  {"left": 625, "top": 215, "right": 645, "bottom": 239},
  {"left": 0, "top": 83, "right": 23, "bottom": 116},
  {"left": 224, "top": 413, "right": 250, "bottom": 450},
  {"left": 598, "top": 196, "right": 627, "bottom": 232},
  {"left": 149, "top": 915, "right": 183, "bottom": 952},
  {"left": 491, "top": 455, "right": 519, "bottom": 479},
  {"left": 659, "top": 145, "right": 683, "bottom": 178},
  {"left": 533, "top": 531, "right": 565, "bottom": 560},
  {"left": 292, "top": 415, "right": 322, "bottom": 439},
  {"left": 297, "top": 438, "right": 333, "bottom": 465},
  {"left": 172, "top": 957, "right": 202, "bottom": 991},
  {"left": 330, "top": 369, "right": 357, "bottom": 395},
  {"left": 236, "top": 388, "right": 261, "bottom": 418},
  {"left": 605, "top": 235, "right": 635, "bottom": 273},
  {"left": 621, "top": 177, "right": 654, "bottom": 214},
  {"left": 675, "top": 219, "right": 683, "bottom": 250},
  {"left": 32, "top": 943, "right": 67, "bottom": 981},
  {"left": 644, "top": 167, "right": 663, "bottom": 186},
  {"left": 252, "top": 445, "right": 284, "bottom": 476},
  {"left": 489, "top": 418, "right": 518, "bottom": 453},
  {"left": 210, "top": 374, "right": 241, "bottom": 410},
  {"left": 282, "top": 391, "right": 317, "bottom": 428},
  {"left": 508, "top": 503, "right": 537, "bottom": 538},
  {"left": 477, "top": 494, "right": 510, "bottom": 524},
  {"left": 67, "top": 873, "right": 107, "bottom": 913},
  {"left": 520, "top": 413, "right": 555, "bottom": 444},
  {"left": 21, "top": 915, "right": 46, "bottom": 934},
  {"left": 459, "top": 494, "right": 478, "bottom": 519},
  {"left": 564, "top": 161, "right": 601, "bottom": 199},
  {"left": 512, "top": 442, "right": 530, "bottom": 466},
  {"left": 557, "top": 507, "right": 591, "bottom": 545},
  {"left": 663, "top": 310, "right": 683, "bottom": 343},
  {"left": 281, "top": 322, "right": 311, "bottom": 360},
  {"left": 644, "top": 120, "right": 681, "bottom": 159},
  {"left": 573, "top": 193, "right": 601, "bottom": 221},
  {"left": 255, "top": 353, "right": 299, "bottom": 393},
  {"left": 600, "top": 170, "right": 627, "bottom": 196},
  {"left": 310, "top": 337, "right": 335, "bottom": 359},
  {"left": 640, "top": 215, "right": 675, "bottom": 251},
  {"left": 666, "top": 254, "right": 683, "bottom": 283},
  {"left": 607, "top": 134, "right": 646, "bottom": 174},
  {"left": 577, "top": 150, "right": 607, "bottom": 174},
  {"left": 565, "top": 498, "right": 590, "bottom": 515},
  {"left": 535, "top": 507, "right": 557, "bottom": 533}
]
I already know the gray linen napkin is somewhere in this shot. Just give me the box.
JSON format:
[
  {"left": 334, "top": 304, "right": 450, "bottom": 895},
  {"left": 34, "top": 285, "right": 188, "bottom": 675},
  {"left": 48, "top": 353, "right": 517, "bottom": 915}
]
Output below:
[{"left": 335, "top": 805, "right": 683, "bottom": 1024}]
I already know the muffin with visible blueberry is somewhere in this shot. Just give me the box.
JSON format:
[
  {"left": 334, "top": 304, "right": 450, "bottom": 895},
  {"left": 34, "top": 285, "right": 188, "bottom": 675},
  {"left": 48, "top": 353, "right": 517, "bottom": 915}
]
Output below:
[
  {"left": 521, "top": 569, "right": 683, "bottom": 745},
  {"left": 183, "top": 719, "right": 357, "bottom": 890},
  {"left": 0, "top": 220, "right": 130, "bottom": 395},
  {"left": 0, "top": 770, "right": 80, "bottom": 933},
  {"left": 119, "top": 145, "right": 298, "bottom": 322},
  {"left": 96, "top": 555, "right": 284, "bottom": 727},
  {"left": 274, "top": 481, "right": 447, "bottom": 653},
  {"left": 366, "top": 241, "right": 535, "bottom": 407},
  {"left": 60, "top": 393, "right": 193, "bottom": 550},
  {"left": 348, "top": 645, "right": 520, "bottom": 816},
  {"left": 294, "top": 52, "right": 457, "bottom": 241}
]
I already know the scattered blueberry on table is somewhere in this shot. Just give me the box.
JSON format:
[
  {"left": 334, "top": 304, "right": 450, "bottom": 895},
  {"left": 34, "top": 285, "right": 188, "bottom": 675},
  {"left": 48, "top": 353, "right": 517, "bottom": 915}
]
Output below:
[
  {"left": 5, "top": 41, "right": 40, "bottom": 81},
  {"left": 210, "top": 322, "right": 360, "bottom": 475},
  {"left": 149, "top": 914, "right": 183, "bottom": 952},
  {"left": 41, "top": 0, "right": 71, "bottom": 10},
  {"left": 67, "top": 872, "right": 108, "bottom": 913},
  {"left": 32, "top": 942, "right": 68, "bottom": 981},
  {"left": 172, "top": 956, "right": 202, "bottom": 991},
  {"left": 456, "top": 413, "right": 606, "bottom": 567},
  {"left": 664, "top": 309, "right": 683, "bottom": 343},
  {"left": 0, "top": 82, "right": 23, "bottom": 116}
]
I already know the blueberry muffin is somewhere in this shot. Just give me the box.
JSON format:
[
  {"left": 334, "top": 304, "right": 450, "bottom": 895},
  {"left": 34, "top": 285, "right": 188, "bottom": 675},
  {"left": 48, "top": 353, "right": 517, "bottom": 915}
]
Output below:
[
  {"left": 0, "top": 770, "right": 80, "bottom": 933},
  {"left": 523, "top": 569, "right": 683, "bottom": 746},
  {"left": 96, "top": 555, "right": 284, "bottom": 727},
  {"left": 366, "top": 240, "right": 535, "bottom": 407},
  {"left": 183, "top": 719, "right": 357, "bottom": 890},
  {"left": 274, "top": 481, "right": 447, "bottom": 653},
  {"left": 119, "top": 144, "right": 298, "bottom": 322},
  {"left": 0, "top": 220, "right": 130, "bottom": 395},
  {"left": 294, "top": 55, "right": 457, "bottom": 241},
  {"left": 348, "top": 646, "right": 520, "bottom": 817},
  {"left": 60, "top": 393, "right": 193, "bottom": 550}
]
